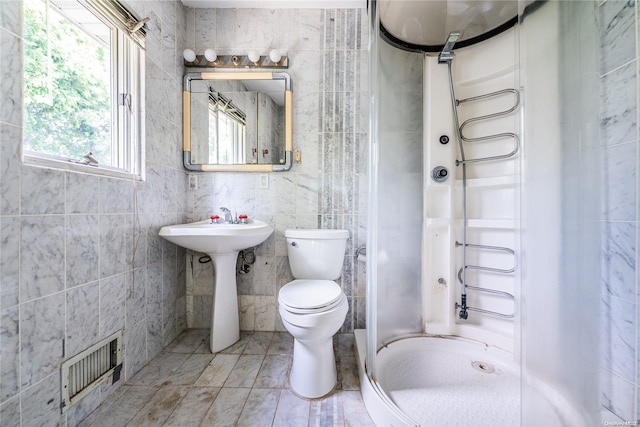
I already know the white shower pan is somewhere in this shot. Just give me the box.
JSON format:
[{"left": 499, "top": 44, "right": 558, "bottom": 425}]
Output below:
[{"left": 355, "top": 331, "right": 583, "bottom": 426}]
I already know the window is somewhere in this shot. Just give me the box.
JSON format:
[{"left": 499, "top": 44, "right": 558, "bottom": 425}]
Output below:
[
  {"left": 208, "top": 92, "right": 247, "bottom": 164},
  {"left": 23, "top": 0, "right": 145, "bottom": 179}
]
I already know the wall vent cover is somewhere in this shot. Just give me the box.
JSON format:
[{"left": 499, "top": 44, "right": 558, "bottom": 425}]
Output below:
[{"left": 60, "top": 330, "right": 122, "bottom": 412}]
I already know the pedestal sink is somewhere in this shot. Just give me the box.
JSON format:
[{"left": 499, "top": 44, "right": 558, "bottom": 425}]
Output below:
[{"left": 159, "top": 219, "right": 273, "bottom": 352}]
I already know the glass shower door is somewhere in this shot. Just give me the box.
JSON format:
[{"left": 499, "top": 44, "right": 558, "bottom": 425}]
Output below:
[
  {"left": 519, "top": 0, "right": 600, "bottom": 424},
  {"left": 366, "top": 0, "right": 425, "bottom": 377}
]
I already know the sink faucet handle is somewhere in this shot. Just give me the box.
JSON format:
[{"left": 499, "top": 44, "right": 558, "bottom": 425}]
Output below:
[{"left": 210, "top": 215, "right": 220, "bottom": 224}]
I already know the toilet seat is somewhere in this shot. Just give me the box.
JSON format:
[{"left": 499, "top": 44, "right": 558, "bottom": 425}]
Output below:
[
  {"left": 279, "top": 292, "right": 348, "bottom": 328},
  {"left": 279, "top": 279, "right": 344, "bottom": 314}
]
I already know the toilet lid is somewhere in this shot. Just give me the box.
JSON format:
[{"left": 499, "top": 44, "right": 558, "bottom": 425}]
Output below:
[{"left": 279, "top": 279, "right": 343, "bottom": 310}]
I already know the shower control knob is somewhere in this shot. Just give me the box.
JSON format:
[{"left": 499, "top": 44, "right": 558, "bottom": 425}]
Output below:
[
  {"left": 439, "top": 135, "right": 450, "bottom": 144},
  {"left": 431, "top": 166, "right": 449, "bottom": 183}
]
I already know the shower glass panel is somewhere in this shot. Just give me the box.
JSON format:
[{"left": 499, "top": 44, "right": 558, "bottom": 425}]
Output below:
[
  {"left": 366, "top": 0, "right": 424, "bottom": 376},
  {"left": 519, "top": 0, "right": 600, "bottom": 424}
]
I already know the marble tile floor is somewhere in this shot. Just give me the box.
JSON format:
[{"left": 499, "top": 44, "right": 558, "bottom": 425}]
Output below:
[{"left": 79, "top": 329, "right": 375, "bottom": 427}]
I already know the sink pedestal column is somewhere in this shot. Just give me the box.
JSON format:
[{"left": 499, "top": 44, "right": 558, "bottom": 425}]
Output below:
[{"left": 209, "top": 251, "right": 240, "bottom": 353}]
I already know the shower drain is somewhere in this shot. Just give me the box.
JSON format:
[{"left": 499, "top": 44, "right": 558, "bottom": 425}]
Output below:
[{"left": 471, "top": 361, "right": 495, "bottom": 374}]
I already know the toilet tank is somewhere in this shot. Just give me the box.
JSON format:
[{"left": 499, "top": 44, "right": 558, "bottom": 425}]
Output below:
[{"left": 285, "top": 229, "right": 349, "bottom": 280}]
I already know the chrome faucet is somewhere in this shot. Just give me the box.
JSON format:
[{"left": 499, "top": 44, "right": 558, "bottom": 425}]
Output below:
[{"left": 220, "top": 207, "right": 233, "bottom": 223}]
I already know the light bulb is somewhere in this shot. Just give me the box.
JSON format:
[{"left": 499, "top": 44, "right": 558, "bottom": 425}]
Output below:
[
  {"left": 183, "top": 49, "right": 196, "bottom": 63},
  {"left": 204, "top": 49, "right": 217, "bottom": 63},
  {"left": 269, "top": 49, "right": 281, "bottom": 63},
  {"left": 247, "top": 50, "right": 260, "bottom": 64}
]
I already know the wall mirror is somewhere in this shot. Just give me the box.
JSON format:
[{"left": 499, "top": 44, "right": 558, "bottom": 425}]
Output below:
[{"left": 183, "top": 72, "right": 292, "bottom": 171}]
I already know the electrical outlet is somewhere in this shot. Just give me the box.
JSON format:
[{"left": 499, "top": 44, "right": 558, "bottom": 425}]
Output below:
[
  {"left": 259, "top": 173, "right": 269, "bottom": 189},
  {"left": 188, "top": 173, "right": 198, "bottom": 190}
]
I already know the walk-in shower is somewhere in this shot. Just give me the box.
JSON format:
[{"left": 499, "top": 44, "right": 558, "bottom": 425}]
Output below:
[{"left": 357, "top": 0, "right": 601, "bottom": 425}]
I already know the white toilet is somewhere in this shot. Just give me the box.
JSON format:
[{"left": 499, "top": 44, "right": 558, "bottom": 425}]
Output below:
[{"left": 278, "top": 228, "right": 350, "bottom": 399}]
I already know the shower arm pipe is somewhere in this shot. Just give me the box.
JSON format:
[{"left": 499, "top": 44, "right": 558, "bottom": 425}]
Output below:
[
  {"left": 446, "top": 59, "right": 469, "bottom": 319},
  {"left": 446, "top": 61, "right": 466, "bottom": 162}
]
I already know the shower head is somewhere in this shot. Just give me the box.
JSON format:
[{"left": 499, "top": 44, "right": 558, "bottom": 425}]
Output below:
[{"left": 438, "top": 31, "right": 461, "bottom": 63}]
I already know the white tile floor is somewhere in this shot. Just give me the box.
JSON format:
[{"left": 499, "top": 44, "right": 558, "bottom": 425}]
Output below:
[{"left": 79, "top": 329, "right": 375, "bottom": 426}]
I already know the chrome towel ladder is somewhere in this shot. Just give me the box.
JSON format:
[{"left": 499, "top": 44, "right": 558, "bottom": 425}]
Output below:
[
  {"left": 445, "top": 62, "right": 520, "bottom": 320},
  {"left": 455, "top": 89, "right": 520, "bottom": 165},
  {"left": 455, "top": 242, "right": 516, "bottom": 319}
]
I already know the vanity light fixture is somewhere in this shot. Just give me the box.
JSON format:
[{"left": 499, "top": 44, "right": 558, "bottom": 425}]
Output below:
[
  {"left": 204, "top": 49, "right": 218, "bottom": 63},
  {"left": 247, "top": 50, "right": 260, "bottom": 64},
  {"left": 182, "top": 48, "right": 288, "bottom": 69},
  {"left": 183, "top": 48, "right": 196, "bottom": 63},
  {"left": 269, "top": 49, "right": 282, "bottom": 63}
]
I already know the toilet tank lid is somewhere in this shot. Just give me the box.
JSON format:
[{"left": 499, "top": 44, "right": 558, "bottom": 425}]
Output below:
[{"left": 285, "top": 229, "right": 349, "bottom": 239}]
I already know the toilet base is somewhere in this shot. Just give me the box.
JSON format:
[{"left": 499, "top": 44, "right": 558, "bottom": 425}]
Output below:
[{"left": 289, "top": 337, "right": 337, "bottom": 399}]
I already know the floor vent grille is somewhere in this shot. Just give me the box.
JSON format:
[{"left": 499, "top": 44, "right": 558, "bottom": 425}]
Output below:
[{"left": 60, "top": 331, "right": 122, "bottom": 412}]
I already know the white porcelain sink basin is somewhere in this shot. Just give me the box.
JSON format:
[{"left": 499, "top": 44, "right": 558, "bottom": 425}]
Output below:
[
  {"left": 159, "top": 219, "right": 273, "bottom": 255},
  {"left": 159, "top": 218, "right": 273, "bottom": 353}
]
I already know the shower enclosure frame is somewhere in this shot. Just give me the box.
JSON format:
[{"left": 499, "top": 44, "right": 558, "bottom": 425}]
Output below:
[{"left": 364, "top": 0, "right": 380, "bottom": 381}]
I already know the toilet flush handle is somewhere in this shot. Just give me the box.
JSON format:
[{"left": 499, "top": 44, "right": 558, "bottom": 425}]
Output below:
[{"left": 291, "top": 241, "right": 297, "bottom": 247}]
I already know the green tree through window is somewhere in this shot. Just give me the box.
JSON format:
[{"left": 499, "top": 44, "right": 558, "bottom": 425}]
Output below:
[{"left": 23, "top": 0, "right": 112, "bottom": 164}]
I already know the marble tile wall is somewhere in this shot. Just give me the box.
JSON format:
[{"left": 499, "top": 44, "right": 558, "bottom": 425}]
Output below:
[
  {"left": 0, "top": 1, "right": 190, "bottom": 425},
  {"left": 185, "top": 8, "right": 369, "bottom": 333},
  {"left": 598, "top": 0, "right": 640, "bottom": 421}
]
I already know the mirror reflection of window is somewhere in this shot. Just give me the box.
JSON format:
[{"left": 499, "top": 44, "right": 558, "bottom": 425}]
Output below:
[{"left": 208, "top": 92, "right": 248, "bottom": 164}]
